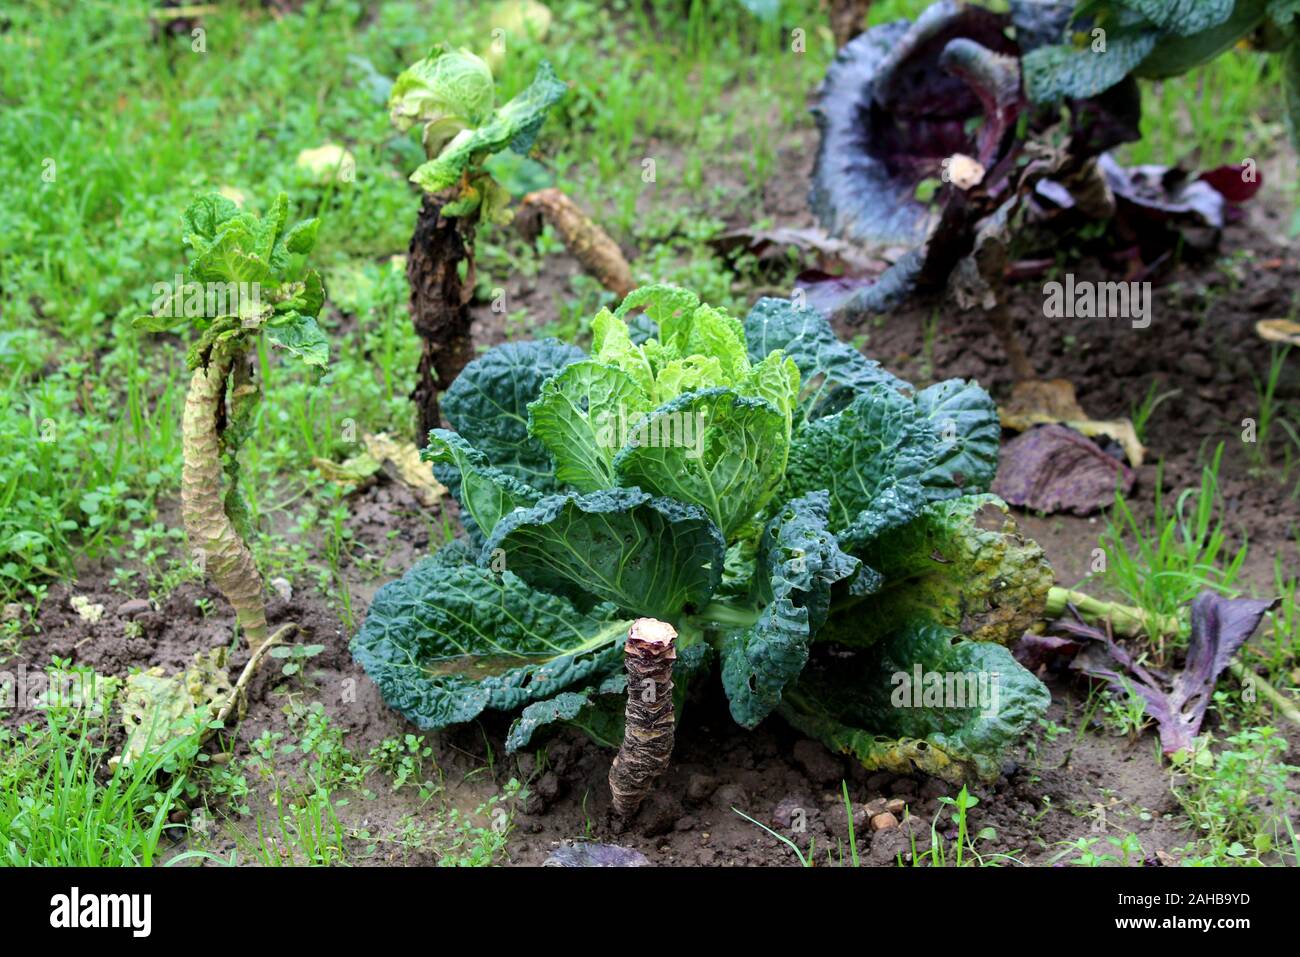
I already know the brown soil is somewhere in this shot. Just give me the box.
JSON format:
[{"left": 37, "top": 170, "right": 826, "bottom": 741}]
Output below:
[{"left": 9, "top": 116, "right": 1299, "bottom": 869}]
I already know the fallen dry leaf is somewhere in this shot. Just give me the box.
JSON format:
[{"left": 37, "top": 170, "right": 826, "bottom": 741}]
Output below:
[
  {"left": 363, "top": 433, "right": 446, "bottom": 507},
  {"left": 992, "top": 423, "right": 1134, "bottom": 515},
  {"left": 1255, "top": 319, "right": 1300, "bottom": 346},
  {"left": 315, "top": 434, "right": 445, "bottom": 507},
  {"left": 314, "top": 451, "right": 381, "bottom": 487},
  {"left": 999, "top": 378, "right": 1146, "bottom": 467}
]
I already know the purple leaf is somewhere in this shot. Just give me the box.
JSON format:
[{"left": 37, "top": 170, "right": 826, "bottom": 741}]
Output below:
[
  {"left": 1100, "top": 152, "right": 1226, "bottom": 229},
  {"left": 809, "top": 1, "right": 1018, "bottom": 248},
  {"left": 1013, "top": 631, "right": 1083, "bottom": 670},
  {"left": 543, "top": 842, "right": 651, "bottom": 867},
  {"left": 1070, "top": 592, "right": 1276, "bottom": 754},
  {"left": 992, "top": 424, "right": 1135, "bottom": 515},
  {"left": 796, "top": 252, "right": 924, "bottom": 319},
  {"left": 1198, "top": 163, "right": 1264, "bottom": 204}
]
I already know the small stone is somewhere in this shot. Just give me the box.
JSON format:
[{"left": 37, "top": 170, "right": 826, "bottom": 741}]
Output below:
[
  {"left": 870, "top": 811, "right": 899, "bottom": 831},
  {"left": 687, "top": 773, "right": 719, "bottom": 802},
  {"left": 269, "top": 577, "right": 293, "bottom": 601},
  {"left": 636, "top": 792, "right": 678, "bottom": 837},
  {"left": 675, "top": 815, "right": 697, "bottom": 832},
  {"left": 863, "top": 798, "right": 887, "bottom": 817},
  {"left": 116, "top": 598, "right": 152, "bottom": 619},
  {"left": 773, "top": 795, "right": 813, "bottom": 829},
  {"left": 885, "top": 798, "right": 907, "bottom": 815},
  {"left": 2, "top": 603, "right": 22, "bottom": 622},
  {"left": 536, "top": 771, "right": 560, "bottom": 801}
]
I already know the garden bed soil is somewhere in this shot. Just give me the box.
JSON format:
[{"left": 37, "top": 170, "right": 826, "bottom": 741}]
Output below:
[{"left": 10, "top": 136, "right": 1300, "bottom": 867}]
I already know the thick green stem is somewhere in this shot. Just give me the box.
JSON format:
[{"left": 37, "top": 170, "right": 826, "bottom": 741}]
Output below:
[
  {"left": 1046, "top": 587, "right": 1299, "bottom": 729},
  {"left": 690, "top": 601, "right": 762, "bottom": 631},
  {"left": 183, "top": 344, "right": 268, "bottom": 649},
  {"left": 1226, "top": 661, "right": 1300, "bottom": 727},
  {"left": 1044, "top": 586, "right": 1179, "bottom": 637}
]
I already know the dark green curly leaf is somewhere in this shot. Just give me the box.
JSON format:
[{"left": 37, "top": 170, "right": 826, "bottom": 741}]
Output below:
[
  {"left": 720, "top": 491, "right": 870, "bottom": 728},
  {"left": 1123, "top": 0, "right": 1235, "bottom": 35},
  {"left": 784, "top": 385, "right": 933, "bottom": 550},
  {"left": 442, "top": 338, "right": 585, "bottom": 491},
  {"left": 350, "top": 545, "right": 630, "bottom": 731},
  {"left": 913, "top": 378, "right": 1001, "bottom": 500},
  {"left": 743, "top": 297, "right": 907, "bottom": 423},
  {"left": 1023, "top": 29, "right": 1159, "bottom": 101},
  {"left": 779, "top": 621, "right": 1050, "bottom": 782},
  {"left": 482, "top": 487, "right": 725, "bottom": 621},
  {"left": 612, "top": 388, "right": 788, "bottom": 541},
  {"left": 506, "top": 691, "right": 596, "bottom": 752},
  {"left": 425, "top": 430, "right": 541, "bottom": 541}
]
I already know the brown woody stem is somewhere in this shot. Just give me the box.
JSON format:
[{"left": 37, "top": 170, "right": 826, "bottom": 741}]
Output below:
[
  {"left": 407, "top": 193, "right": 478, "bottom": 441},
  {"left": 517, "top": 189, "right": 633, "bottom": 298},
  {"left": 609, "top": 618, "right": 678, "bottom": 821}
]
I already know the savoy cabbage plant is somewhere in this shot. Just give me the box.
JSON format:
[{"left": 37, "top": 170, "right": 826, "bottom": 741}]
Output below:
[{"left": 351, "top": 285, "right": 1054, "bottom": 782}]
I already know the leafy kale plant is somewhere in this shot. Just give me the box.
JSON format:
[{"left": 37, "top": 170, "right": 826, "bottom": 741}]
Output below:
[
  {"left": 135, "top": 193, "right": 326, "bottom": 648},
  {"left": 389, "top": 46, "right": 566, "bottom": 438},
  {"left": 352, "top": 285, "right": 1054, "bottom": 782}
]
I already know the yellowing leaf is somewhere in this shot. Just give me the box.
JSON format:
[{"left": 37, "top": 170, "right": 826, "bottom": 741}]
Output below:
[
  {"left": 999, "top": 378, "right": 1146, "bottom": 468},
  {"left": 364, "top": 433, "right": 447, "bottom": 507},
  {"left": 117, "top": 648, "right": 232, "bottom": 765},
  {"left": 1256, "top": 318, "right": 1300, "bottom": 346},
  {"left": 314, "top": 451, "right": 382, "bottom": 487}
]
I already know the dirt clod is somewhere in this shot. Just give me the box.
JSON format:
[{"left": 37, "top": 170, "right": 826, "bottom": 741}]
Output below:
[
  {"left": 116, "top": 598, "right": 152, "bottom": 619},
  {"left": 792, "top": 739, "right": 843, "bottom": 786}
]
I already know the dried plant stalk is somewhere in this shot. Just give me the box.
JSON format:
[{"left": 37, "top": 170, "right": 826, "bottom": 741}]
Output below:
[
  {"left": 517, "top": 188, "right": 634, "bottom": 298},
  {"left": 407, "top": 192, "right": 477, "bottom": 440},
  {"left": 609, "top": 618, "right": 678, "bottom": 821},
  {"left": 182, "top": 345, "right": 268, "bottom": 649}
]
